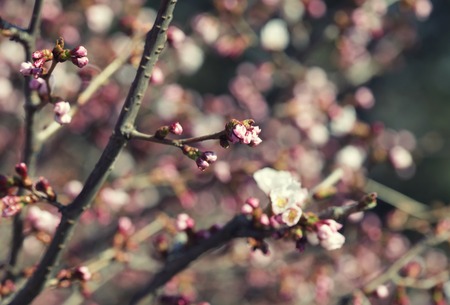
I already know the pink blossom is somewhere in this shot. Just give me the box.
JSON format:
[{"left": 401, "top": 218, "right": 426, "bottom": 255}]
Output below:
[
  {"left": 260, "top": 213, "right": 270, "bottom": 226},
  {"left": 71, "top": 56, "right": 89, "bottom": 68},
  {"left": 229, "top": 124, "right": 248, "bottom": 143},
  {"left": 176, "top": 213, "right": 195, "bottom": 231},
  {"left": 2, "top": 195, "right": 22, "bottom": 217},
  {"left": 228, "top": 123, "right": 263, "bottom": 146},
  {"left": 169, "top": 122, "right": 183, "bottom": 135},
  {"left": 20, "top": 62, "right": 37, "bottom": 76},
  {"left": 26, "top": 206, "right": 60, "bottom": 234},
  {"left": 29, "top": 78, "right": 48, "bottom": 95},
  {"left": 307, "top": 219, "right": 345, "bottom": 250}
]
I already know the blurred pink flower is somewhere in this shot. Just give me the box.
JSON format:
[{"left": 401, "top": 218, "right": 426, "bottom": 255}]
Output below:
[
  {"left": 169, "top": 122, "right": 183, "bottom": 135},
  {"left": 26, "top": 206, "right": 60, "bottom": 234},
  {"left": 54, "top": 101, "right": 72, "bottom": 125},
  {"left": 1, "top": 195, "right": 22, "bottom": 217},
  {"left": 307, "top": 219, "right": 345, "bottom": 250},
  {"left": 176, "top": 213, "right": 195, "bottom": 231}
]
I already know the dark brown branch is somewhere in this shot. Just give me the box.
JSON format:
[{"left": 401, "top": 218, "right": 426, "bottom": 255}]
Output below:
[
  {"left": 7, "top": 1, "right": 178, "bottom": 304},
  {"left": 129, "top": 215, "right": 270, "bottom": 305},
  {"left": 129, "top": 195, "right": 378, "bottom": 304},
  {"left": 130, "top": 130, "right": 226, "bottom": 147}
]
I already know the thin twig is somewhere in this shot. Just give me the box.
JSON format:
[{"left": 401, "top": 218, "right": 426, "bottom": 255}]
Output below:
[
  {"left": 130, "top": 130, "right": 226, "bottom": 147},
  {"left": 365, "top": 179, "right": 430, "bottom": 220},
  {"left": 37, "top": 36, "right": 141, "bottom": 142},
  {"left": 363, "top": 229, "right": 450, "bottom": 293}
]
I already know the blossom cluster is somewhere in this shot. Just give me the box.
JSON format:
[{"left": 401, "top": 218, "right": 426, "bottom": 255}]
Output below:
[
  {"left": 225, "top": 119, "right": 262, "bottom": 146},
  {"left": 253, "top": 167, "right": 307, "bottom": 227},
  {"left": 251, "top": 168, "right": 346, "bottom": 251}
]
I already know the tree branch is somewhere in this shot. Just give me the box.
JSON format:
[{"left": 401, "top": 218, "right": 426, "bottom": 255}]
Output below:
[
  {"left": 2, "top": 0, "right": 44, "bottom": 279},
  {"left": 129, "top": 215, "right": 265, "bottom": 305},
  {"left": 7, "top": 1, "right": 178, "bottom": 304}
]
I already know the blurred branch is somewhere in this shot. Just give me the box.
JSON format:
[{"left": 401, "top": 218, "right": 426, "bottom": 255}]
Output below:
[
  {"left": 392, "top": 270, "right": 450, "bottom": 289},
  {"left": 7, "top": 1, "right": 178, "bottom": 304},
  {"left": 129, "top": 215, "right": 267, "bottom": 305},
  {"left": 1, "top": 0, "right": 44, "bottom": 280},
  {"left": 363, "top": 229, "right": 450, "bottom": 293},
  {"left": 365, "top": 179, "right": 431, "bottom": 220}
]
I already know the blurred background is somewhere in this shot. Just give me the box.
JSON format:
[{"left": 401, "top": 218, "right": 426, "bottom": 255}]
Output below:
[{"left": 1, "top": 1, "right": 450, "bottom": 304}]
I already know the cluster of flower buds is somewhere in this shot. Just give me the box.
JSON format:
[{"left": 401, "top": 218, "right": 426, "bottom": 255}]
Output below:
[
  {"left": 52, "top": 37, "right": 89, "bottom": 68},
  {"left": 306, "top": 219, "right": 346, "bottom": 251},
  {"left": 241, "top": 197, "right": 270, "bottom": 227},
  {"left": 55, "top": 266, "right": 92, "bottom": 297},
  {"left": 223, "top": 119, "right": 262, "bottom": 147},
  {"left": 53, "top": 101, "right": 72, "bottom": 125},
  {"left": 0, "top": 163, "right": 58, "bottom": 218},
  {"left": 19, "top": 49, "right": 53, "bottom": 78},
  {"left": 112, "top": 217, "right": 136, "bottom": 262},
  {"left": 174, "top": 213, "right": 221, "bottom": 246},
  {"left": 182, "top": 145, "right": 218, "bottom": 171}
]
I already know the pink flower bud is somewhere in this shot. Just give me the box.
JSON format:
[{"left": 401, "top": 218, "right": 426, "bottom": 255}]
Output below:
[
  {"left": 201, "top": 151, "right": 217, "bottom": 164},
  {"left": 71, "top": 56, "right": 89, "bottom": 68},
  {"left": 54, "top": 101, "right": 71, "bottom": 116},
  {"left": 29, "top": 78, "right": 48, "bottom": 95},
  {"left": 245, "top": 197, "right": 260, "bottom": 209},
  {"left": 70, "top": 46, "right": 88, "bottom": 57},
  {"left": 169, "top": 122, "right": 183, "bottom": 135},
  {"left": 196, "top": 157, "right": 210, "bottom": 171},
  {"left": 55, "top": 114, "right": 72, "bottom": 125},
  {"left": 260, "top": 213, "right": 270, "bottom": 226},
  {"left": 15, "top": 162, "right": 28, "bottom": 178},
  {"left": 74, "top": 266, "right": 92, "bottom": 281},
  {"left": 241, "top": 203, "right": 253, "bottom": 215},
  {"left": 32, "top": 50, "right": 44, "bottom": 60},
  {"left": 54, "top": 102, "right": 72, "bottom": 124}
]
